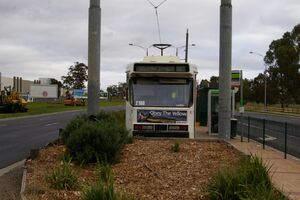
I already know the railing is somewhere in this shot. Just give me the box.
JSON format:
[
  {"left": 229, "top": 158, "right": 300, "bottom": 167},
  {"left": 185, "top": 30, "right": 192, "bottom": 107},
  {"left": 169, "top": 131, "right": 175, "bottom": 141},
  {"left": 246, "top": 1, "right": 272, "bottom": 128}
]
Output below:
[{"left": 236, "top": 116, "right": 300, "bottom": 159}]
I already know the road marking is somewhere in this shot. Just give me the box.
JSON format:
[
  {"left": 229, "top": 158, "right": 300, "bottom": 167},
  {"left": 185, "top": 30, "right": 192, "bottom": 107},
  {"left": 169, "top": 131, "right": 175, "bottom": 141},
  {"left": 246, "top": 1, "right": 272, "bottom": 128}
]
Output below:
[
  {"left": 258, "top": 134, "right": 277, "bottom": 141},
  {"left": 44, "top": 122, "right": 59, "bottom": 127}
]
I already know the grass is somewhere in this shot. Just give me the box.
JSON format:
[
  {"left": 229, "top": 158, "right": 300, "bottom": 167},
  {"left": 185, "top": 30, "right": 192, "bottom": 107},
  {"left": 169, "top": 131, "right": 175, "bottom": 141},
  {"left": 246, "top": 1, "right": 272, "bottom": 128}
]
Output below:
[
  {"left": 0, "top": 99, "right": 125, "bottom": 119},
  {"left": 208, "top": 155, "right": 288, "bottom": 200},
  {"left": 171, "top": 141, "right": 180, "bottom": 152},
  {"left": 45, "top": 159, "right": 79, "bottom": 190},
  {"left": 245, "top": 102, "right": 300, "bottom": 117},
  {"left": 82, "top": 164, "right": 133, "bottom": 200}
]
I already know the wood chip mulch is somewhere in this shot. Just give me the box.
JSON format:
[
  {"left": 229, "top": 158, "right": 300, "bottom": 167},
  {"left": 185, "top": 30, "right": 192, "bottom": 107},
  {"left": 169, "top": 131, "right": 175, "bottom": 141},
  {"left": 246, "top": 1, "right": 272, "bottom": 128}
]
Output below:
[{"left": 24, "top": 139, "right": 241, "bottom": 200}]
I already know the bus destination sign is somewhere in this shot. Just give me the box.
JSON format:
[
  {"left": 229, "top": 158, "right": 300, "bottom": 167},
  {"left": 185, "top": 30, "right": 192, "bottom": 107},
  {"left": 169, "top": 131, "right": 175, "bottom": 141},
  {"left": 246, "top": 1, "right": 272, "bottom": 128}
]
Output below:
[{"left": 137, "top": 110, "right": 187, "bottom": 124}]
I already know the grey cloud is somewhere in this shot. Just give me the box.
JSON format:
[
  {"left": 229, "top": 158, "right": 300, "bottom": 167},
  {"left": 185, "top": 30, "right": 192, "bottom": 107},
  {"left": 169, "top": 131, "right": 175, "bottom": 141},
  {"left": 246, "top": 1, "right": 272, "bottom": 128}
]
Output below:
[{"left": 0, "top": 0, "right": 299, "bottom": 89}]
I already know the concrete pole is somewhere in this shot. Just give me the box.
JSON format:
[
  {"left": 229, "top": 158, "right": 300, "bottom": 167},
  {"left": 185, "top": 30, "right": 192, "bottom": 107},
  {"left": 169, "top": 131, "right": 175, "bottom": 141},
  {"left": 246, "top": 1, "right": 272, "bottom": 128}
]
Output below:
[
  {"left": 88, "top": 0, "right": 101, "bottom": 115},
  {"left": 219, "top": 0, "right": 232, "bottom": 140}
]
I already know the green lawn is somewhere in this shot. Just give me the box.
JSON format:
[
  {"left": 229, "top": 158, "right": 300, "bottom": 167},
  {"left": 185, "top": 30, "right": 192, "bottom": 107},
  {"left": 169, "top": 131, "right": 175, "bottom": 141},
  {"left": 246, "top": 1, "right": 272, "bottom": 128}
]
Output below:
[{"left": 0, "top": 100, "right": 125, "bottom": 119}]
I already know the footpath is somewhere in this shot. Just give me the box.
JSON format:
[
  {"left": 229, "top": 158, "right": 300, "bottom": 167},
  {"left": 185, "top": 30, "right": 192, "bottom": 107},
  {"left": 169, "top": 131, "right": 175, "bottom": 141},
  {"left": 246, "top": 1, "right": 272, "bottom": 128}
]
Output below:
[{"left": 230, "top": 136, "right": 300, "bottom": 200}]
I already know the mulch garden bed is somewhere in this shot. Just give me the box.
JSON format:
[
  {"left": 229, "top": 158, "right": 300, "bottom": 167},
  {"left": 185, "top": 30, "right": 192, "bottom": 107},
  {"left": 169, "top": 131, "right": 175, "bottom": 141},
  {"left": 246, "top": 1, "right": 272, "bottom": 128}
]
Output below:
[{"left": 24, "top": 139, "right": 241, "bottom": 200}]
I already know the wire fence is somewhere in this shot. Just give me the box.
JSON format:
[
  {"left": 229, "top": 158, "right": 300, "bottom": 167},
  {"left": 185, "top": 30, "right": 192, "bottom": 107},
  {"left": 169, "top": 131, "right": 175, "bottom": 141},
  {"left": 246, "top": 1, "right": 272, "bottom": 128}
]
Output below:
[{"left": 236, "top": 116, "right": 300, "bottom": 159}]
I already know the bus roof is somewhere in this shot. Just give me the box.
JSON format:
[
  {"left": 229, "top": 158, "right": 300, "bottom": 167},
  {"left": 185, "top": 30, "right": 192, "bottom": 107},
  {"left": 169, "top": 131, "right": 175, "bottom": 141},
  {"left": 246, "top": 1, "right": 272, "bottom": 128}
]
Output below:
[{"left": 142, "top": 56, "right": 181, "bottom": 63}]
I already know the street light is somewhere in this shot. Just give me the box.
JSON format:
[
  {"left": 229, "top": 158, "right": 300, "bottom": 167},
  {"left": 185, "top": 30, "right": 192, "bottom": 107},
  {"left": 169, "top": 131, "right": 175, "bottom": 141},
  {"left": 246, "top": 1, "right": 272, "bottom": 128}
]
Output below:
[
  {"left": 176, "top": 44, "right": 196, "bottom": 56},
  {"left": 249, "top": 51, "right": 267, "bottom": 110},
  {"left": 129, "top": 43, "right": 152, "bottom": 56}
]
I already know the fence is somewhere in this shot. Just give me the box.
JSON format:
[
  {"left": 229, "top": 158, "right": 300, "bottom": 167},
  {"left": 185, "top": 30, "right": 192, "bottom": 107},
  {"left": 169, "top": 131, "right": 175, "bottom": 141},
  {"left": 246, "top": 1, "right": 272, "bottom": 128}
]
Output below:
[{"left": 236, "top": 116, "right": 300, "bottom": 159}]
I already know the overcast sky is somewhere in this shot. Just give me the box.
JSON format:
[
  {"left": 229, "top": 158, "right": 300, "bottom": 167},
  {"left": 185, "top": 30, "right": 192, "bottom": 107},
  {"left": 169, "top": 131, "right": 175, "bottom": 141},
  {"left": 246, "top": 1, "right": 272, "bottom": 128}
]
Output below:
[{"left": 0, "top": 0, "right": 299, "bottom": 89}]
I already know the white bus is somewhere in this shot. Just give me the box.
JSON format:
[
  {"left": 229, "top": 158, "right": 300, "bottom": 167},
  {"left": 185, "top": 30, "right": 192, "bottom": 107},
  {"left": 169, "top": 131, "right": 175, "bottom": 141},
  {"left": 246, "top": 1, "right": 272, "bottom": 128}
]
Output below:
[{"left": 126, "top": 56, "right": 198, "bottom": 138}]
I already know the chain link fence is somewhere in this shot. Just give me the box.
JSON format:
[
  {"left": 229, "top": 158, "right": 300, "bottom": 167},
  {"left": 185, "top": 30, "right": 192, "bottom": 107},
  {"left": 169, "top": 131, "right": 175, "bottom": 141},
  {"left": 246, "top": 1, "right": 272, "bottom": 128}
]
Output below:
[{"left": 236, "top": 116, "right": 300, "bottom": 159}]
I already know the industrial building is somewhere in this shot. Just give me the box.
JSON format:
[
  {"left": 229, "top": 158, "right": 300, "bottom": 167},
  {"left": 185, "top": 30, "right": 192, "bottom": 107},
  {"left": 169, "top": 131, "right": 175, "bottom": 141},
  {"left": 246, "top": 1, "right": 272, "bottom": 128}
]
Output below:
[{"left": 0, "top": 73, "right": 33, "bottom": 94}]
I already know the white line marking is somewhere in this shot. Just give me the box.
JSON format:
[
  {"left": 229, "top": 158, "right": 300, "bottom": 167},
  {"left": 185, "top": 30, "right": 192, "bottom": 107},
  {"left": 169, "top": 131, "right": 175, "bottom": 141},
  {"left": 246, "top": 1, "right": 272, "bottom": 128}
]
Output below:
[{"left": 44, "top": 122, "right": 59, "bottom": 127}]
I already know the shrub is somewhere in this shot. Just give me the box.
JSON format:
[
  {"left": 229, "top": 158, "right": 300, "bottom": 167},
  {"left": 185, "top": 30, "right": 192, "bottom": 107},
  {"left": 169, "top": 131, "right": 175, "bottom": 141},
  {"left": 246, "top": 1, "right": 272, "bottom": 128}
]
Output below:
[
  {"left": 61, "top": 111, "right": 127, "bottom": 143},
  {"left": 171, "top": 141, "right": 180, "bottom": 152},
  {"left": 208, "top": 155, "right": 288, "bottom": 200},
  {"left": 65, "top": 119, "right": 129, "bottom": 164},
  {"left": 45, "top": 160, "right": 79, "bottom": 190},
  {"left": 82, "top": 164, "right": 133, "bottom": 200},
  {"left": 61, "top": 114, "right": 88, "bottom": 143}
]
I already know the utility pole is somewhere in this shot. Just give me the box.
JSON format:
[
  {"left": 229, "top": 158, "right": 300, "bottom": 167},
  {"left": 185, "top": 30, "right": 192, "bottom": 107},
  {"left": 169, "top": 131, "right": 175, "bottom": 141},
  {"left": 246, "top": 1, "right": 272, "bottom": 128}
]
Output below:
[
  {"left": 185, "top": 29, "right": 189, "bottom": 63},
  {"left": 219, "top": 0, "right": 232, "bottom": 140},
  {"left": 88, "top": 0, "right": 101, "bottom": 115}
]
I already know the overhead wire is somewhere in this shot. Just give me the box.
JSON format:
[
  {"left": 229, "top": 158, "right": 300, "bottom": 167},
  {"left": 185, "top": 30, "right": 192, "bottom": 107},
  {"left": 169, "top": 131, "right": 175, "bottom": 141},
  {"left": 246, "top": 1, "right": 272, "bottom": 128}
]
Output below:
[{"left": 145, "top": 0, "right": 168, "bottom": 44}]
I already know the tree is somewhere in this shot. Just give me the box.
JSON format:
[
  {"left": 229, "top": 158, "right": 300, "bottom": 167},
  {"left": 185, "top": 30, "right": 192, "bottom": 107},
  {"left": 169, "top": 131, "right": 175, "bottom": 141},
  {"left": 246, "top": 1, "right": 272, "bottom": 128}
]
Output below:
[
  {"left": 62, "top": 62, "right": 88, "bottom": 89},
  {"left": 199, "top": 79, "right": 210, "bottom": 88},
  {"left": 50, "top": 78, "right": 63, "bottom": 98},
  {"left": 209, "top": 76, "right": 219, "bottom": 88},
  {"left": 264, "top": 24, "right": 300, "bottom": 107}
]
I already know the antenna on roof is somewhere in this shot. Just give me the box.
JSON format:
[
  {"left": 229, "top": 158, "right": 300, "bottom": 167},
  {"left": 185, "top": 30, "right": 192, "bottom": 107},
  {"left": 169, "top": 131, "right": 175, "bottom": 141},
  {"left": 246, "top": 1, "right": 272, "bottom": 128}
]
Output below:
[{"left": 145, "top": 0, "right": 168, "bottom": 44}]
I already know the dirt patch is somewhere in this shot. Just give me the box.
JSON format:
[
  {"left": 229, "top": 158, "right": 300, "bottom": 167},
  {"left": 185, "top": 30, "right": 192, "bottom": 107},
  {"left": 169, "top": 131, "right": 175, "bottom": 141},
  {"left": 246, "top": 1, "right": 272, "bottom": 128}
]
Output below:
[{"left": 24, "top": 139, "right": 241, "bottom": 200}]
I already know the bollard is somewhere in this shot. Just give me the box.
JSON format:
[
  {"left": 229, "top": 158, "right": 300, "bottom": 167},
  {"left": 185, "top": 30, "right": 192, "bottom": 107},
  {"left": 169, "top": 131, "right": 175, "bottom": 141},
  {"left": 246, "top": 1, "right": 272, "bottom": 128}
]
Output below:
[
  {"left": 284, "top": 122, "right": 287, "bottom": 159},
  {"left": 247, "top": 116, "right": 250, "bottom": 142},
  {"left": 263, "top": 119, "right": 266, "bottom": 149}
]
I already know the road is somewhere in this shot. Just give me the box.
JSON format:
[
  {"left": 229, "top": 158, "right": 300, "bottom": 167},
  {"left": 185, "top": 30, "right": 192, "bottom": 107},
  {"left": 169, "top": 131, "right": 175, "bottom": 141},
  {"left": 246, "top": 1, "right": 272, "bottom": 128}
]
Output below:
[
  {"left": 236, "top": 112, "right": 300, "bottom": 159},
  {"left": 0, "top": 105, "right": 124, "bottom": 169}
]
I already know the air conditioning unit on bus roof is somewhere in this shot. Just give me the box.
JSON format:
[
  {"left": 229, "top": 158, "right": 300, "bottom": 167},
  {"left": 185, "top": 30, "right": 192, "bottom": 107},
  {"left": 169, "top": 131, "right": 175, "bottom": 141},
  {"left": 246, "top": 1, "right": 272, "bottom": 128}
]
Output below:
[{"left": 143, "top": 56, "right": 181, "bottom": 63}]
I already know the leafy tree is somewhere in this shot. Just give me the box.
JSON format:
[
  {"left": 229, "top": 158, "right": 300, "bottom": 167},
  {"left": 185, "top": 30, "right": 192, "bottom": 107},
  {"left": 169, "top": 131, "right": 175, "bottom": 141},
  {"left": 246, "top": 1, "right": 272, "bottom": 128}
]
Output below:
[
  {"left": 264, "top": 24, "right": 300, "bottom": 106},
  {"left": 50, "top": 78, "right": 63, "bottom": 98},
  {"left": 199, "top": 79, "right": 210, "bottom": 88},
  {"left": 209, "top": 76, "right": 219, "bottom": 88},
  {"left": 62, "top": 62, "right": 88, "bottom": 89}
]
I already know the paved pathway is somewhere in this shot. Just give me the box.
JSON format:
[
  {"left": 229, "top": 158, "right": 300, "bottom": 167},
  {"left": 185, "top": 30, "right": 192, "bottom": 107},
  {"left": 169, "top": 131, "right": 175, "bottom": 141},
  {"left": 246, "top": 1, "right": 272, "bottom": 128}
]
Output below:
[{"left": 230, "top": 136, "right": 300, "bottom": 200}]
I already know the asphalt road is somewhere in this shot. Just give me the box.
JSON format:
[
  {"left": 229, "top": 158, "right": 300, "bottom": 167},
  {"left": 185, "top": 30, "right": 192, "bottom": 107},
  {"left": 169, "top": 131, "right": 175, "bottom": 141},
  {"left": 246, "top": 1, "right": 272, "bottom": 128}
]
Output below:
[
  {"left": 236, "top": 112, "right": 300, "bottom": 159},
  {"left": 0, "top": 105, "right": 125, "bottom": 169}
]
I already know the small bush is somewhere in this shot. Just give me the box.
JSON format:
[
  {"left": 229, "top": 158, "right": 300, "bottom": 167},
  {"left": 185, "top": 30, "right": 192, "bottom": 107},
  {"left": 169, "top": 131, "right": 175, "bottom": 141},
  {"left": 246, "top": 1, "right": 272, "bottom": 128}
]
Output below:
[
  {"left": 208, "top": 155, "right": 288, "bottom": 200},
  {"left": 171, "top": 141, "right": 180, "bottom": 152},
  {"left": 61, "top": 111, "right": 127, "bottom": 143},
  {"left": 45, "top": 160, "right": 79, "bottom": 190},
  {"left": 82, "top": 164, "right": 133, "bottom": 200},
  {"left": 65, "top": 119, "right": 129, "bottom": 164},
  {"left": 61, "top": 114, "right": 88, "bottom": 143}
]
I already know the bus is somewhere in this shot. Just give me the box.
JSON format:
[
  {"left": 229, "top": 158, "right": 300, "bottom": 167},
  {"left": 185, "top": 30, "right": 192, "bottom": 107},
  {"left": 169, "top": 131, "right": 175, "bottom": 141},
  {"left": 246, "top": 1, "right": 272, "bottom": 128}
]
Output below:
[{"left": 125, "top": 56, "right": 198, "bottom": 138}]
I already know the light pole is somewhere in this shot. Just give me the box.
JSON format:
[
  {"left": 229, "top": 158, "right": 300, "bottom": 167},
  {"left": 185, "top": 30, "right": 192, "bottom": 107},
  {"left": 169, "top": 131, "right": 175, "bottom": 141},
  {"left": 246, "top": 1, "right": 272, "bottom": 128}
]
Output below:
[
  {"left": 88, "top": 0, "right": 101, "bottom": 115},
  {"left": 249, "top": 51, "right": 267, "bottom": 110},
  {"left": 176, "top": 44, "right": 196, "bottom": 57},
  {"left": 129, "top": 44, "right": 151, "bottom": 56}
]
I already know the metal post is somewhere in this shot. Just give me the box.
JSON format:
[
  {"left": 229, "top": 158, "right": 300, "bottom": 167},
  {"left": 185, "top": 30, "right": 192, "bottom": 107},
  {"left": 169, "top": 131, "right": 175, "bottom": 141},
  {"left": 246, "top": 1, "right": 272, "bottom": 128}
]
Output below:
[
  {"left": 219, "top": 0, "right": 232, "bottom": 140},
  {"left": 284, "top": 122, "right": 287, "bottom": 159},
  {"left": 264, "top": 64, "right": 267, "bottom": 110},
  {"left": 263, "top": 119, "right": 266, "bottom": 149},
  {"left": 240, "top": 116, "right": 243, "bottom": 142},
  {"left": 247, "top": 116, "right": 250, "bottom": 142},
  {"left": 185, "top": 29, "right": 189, "bottom": 63},
  {"left": 88, "top": 0, "right": 101, "bottom": 115}
]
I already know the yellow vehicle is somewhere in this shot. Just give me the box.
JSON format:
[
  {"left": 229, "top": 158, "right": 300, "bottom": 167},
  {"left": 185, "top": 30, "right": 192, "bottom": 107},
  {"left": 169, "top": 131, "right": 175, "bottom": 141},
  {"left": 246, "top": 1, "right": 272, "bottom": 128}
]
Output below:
[{"left": 0, "top": 86, "right": 28, "bottom": 113}]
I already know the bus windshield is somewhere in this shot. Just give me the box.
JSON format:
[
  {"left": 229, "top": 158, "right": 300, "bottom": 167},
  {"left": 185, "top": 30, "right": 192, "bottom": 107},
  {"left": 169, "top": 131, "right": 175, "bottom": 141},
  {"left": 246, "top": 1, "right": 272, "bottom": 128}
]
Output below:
[{"left": 130, "top": 78, "right": 193, "bottom": 107}]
